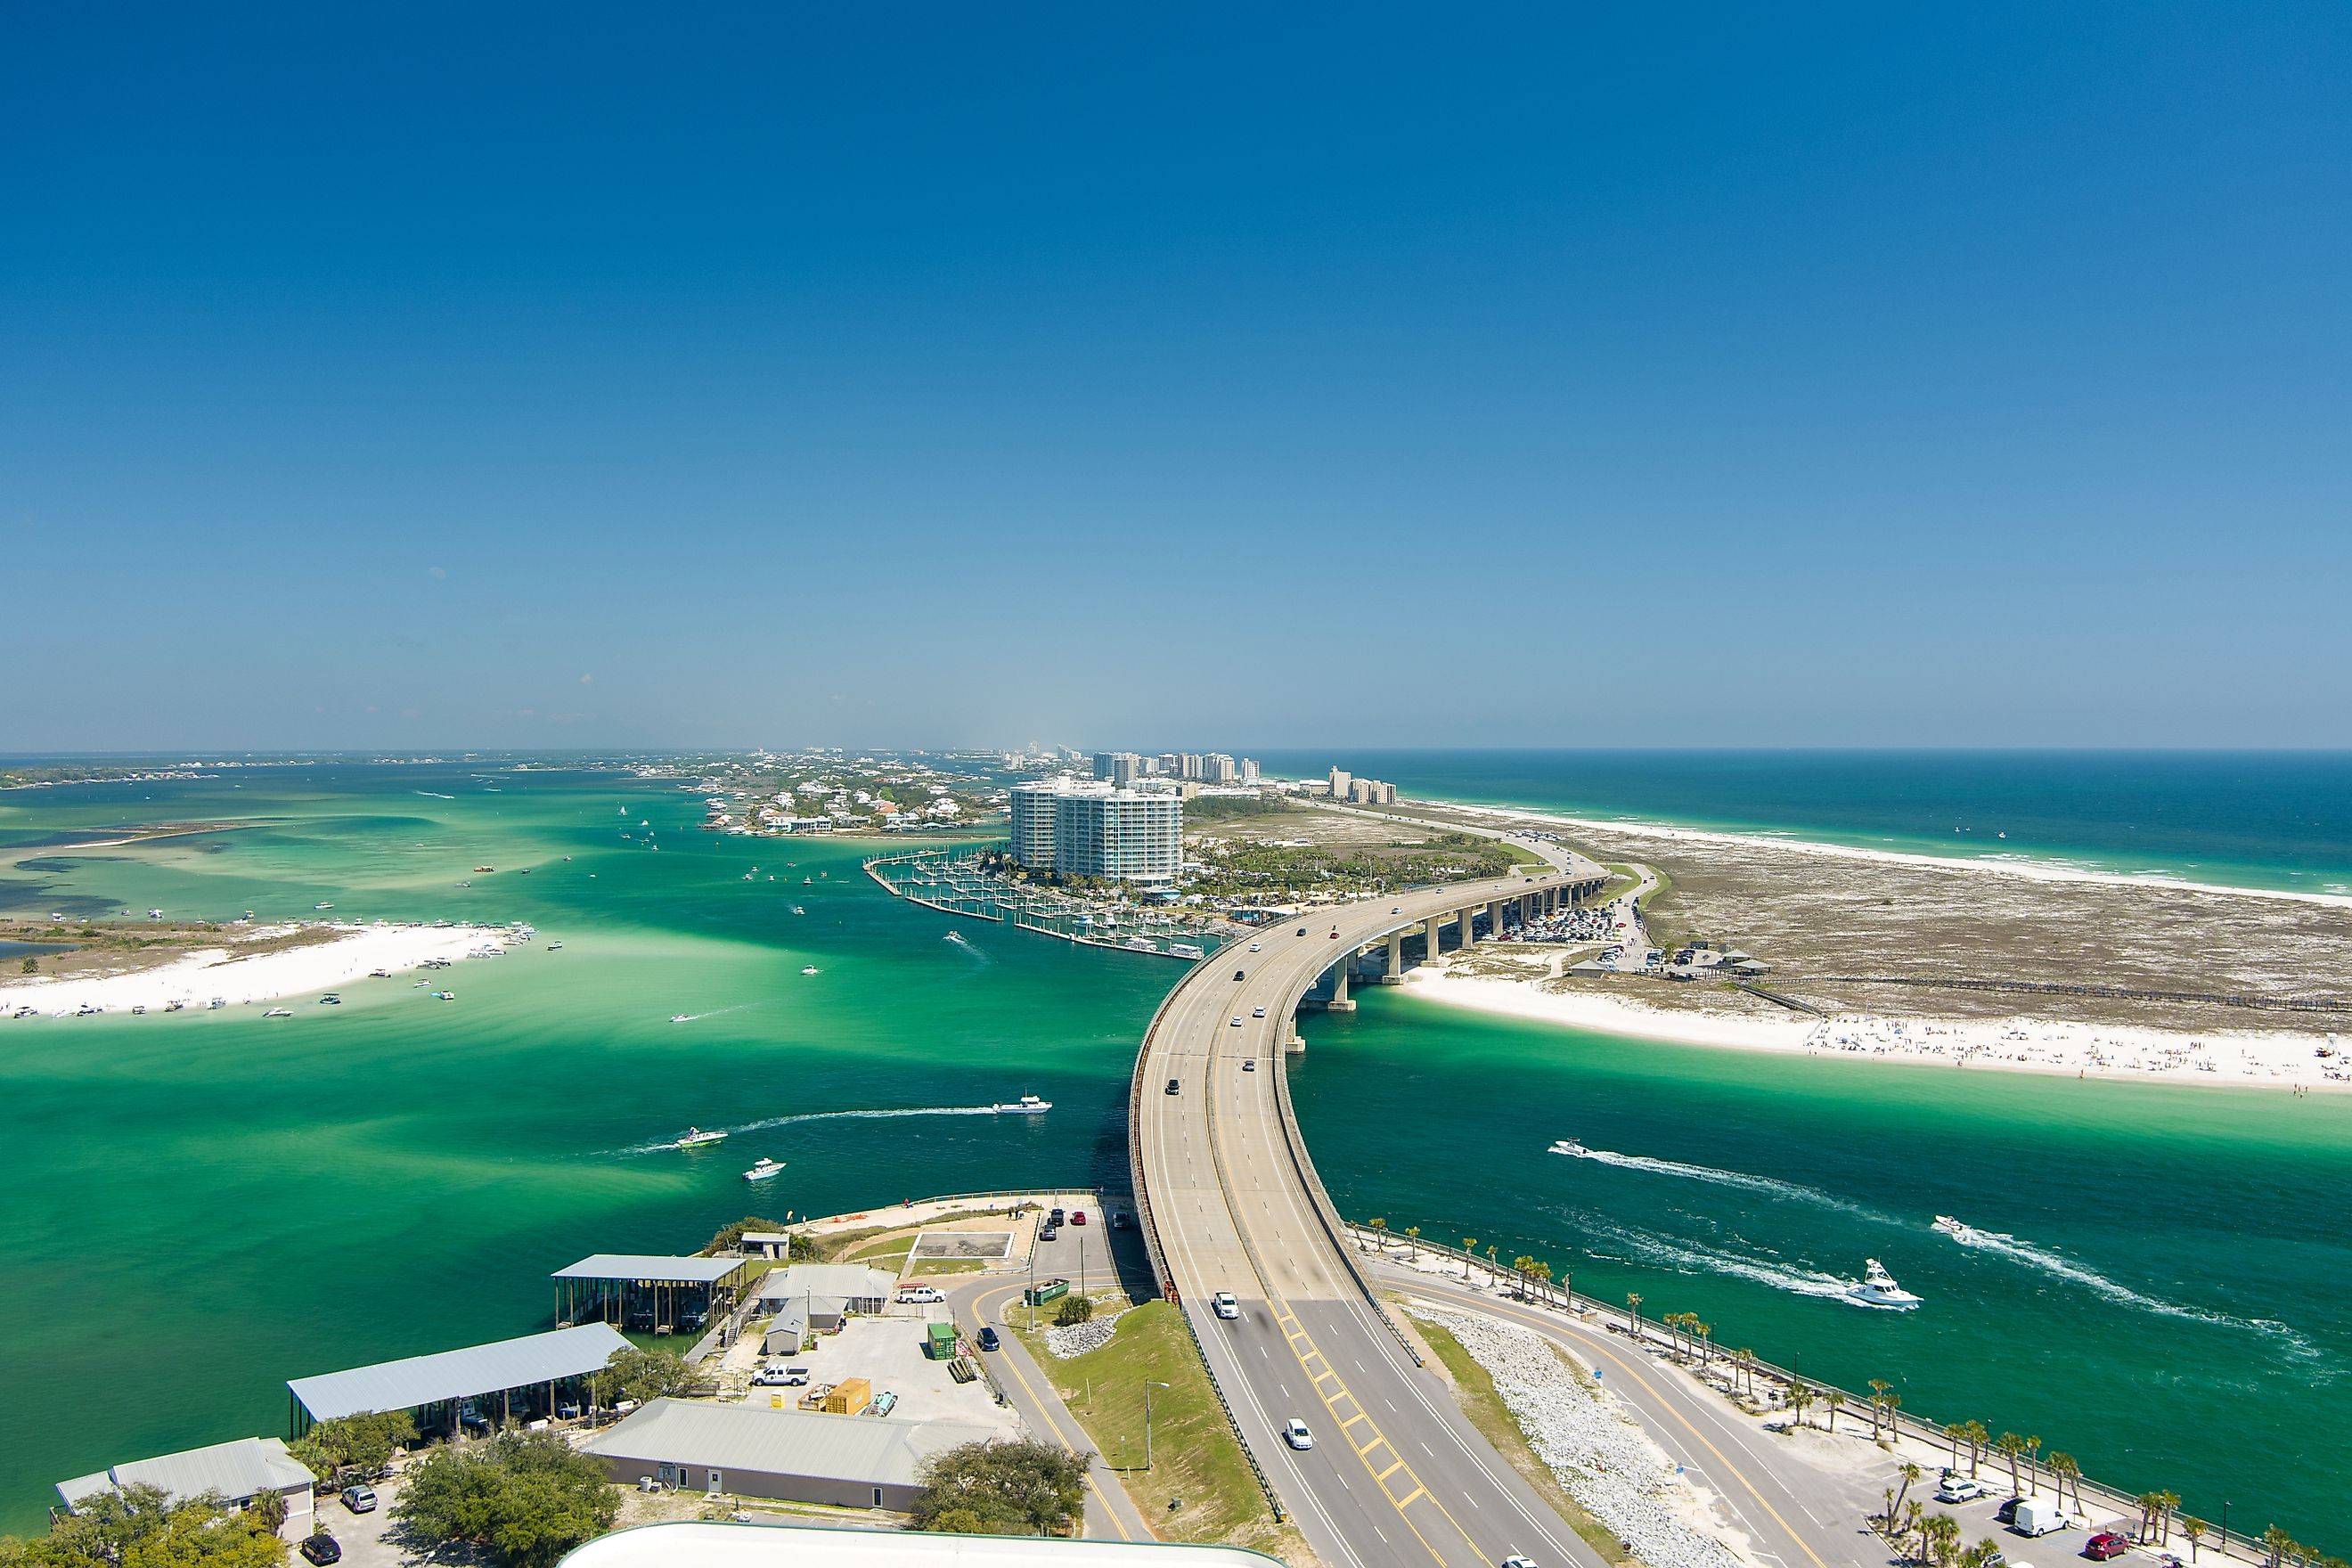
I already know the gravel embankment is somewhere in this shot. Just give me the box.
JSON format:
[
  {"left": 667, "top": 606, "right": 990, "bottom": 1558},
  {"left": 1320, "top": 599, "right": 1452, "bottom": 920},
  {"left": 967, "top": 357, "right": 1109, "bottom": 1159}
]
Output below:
[
  {"left": 1042, "top": 1305, "right": 1130, "bottom": 1358},
  {"left": 1426, "top": 1310, "right": 1744, "bottom": 1568}
]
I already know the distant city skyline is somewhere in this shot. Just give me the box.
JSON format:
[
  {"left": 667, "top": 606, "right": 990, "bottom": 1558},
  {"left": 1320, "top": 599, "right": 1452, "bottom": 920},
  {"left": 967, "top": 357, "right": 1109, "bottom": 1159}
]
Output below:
[{"left": 6, "top": 7, "right": 2350, "bottom": 752}]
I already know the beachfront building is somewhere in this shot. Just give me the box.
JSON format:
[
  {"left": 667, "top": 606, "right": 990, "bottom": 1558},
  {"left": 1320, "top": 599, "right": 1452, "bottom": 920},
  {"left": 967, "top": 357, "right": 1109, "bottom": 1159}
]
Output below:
[
  {"left": 58, "top": 1437, "right": 316, "bottom": 1542},
  {"left": 1055, "top": 788, "right": 1182, "bottom": 883},
  {"left": 1202, "top": 753, "right": 1237, "bottom": 783},
  {"left": 578, "top": 1400, "right": 995, "bottom": 1511},
  {"left": 1009, "top": 780, "right": 1069, "bottom": 870},
  {"left": 286, "top": 1322, "right": 630, "bottom": 1439},
  {"left": 553, "top": 1254, "right": 764, "bottom": 1335}
]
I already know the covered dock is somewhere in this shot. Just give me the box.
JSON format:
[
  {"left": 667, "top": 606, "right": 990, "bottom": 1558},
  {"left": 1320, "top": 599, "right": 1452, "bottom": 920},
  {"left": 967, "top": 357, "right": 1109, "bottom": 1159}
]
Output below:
[
  {"left": 287, "top": 1322, "right": 630, "bottom": 1438},
  {"left": 554, "top": 1253, "right": 764, "bottom": 1335}
]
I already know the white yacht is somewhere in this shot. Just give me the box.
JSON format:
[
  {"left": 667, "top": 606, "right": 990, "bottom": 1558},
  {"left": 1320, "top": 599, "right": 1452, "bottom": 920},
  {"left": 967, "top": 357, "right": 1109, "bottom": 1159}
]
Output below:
[
  {"left": 1549, "top": 1138, "right": 1587, "bottom": 1156},
  {"left": 675, "top": 1127, "right": 728, "bottom": 1149},
  {"left": 801, "top": 965, "right": 820, "bottom": 976},
  {"left": 994, "top": 1094, "right": 1052, "bottom": 1115},
  {"left": 742, "top": 1157, "right": 785, "bottom": 1182},
  {"left": 1845, "top": 1259, "right": 1923, "bottom": 1311}
]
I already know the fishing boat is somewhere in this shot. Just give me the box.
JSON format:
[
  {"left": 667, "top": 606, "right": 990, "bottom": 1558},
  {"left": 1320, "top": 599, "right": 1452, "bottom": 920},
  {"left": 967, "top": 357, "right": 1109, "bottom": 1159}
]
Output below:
[
  {"left": 994, "top": 1094, "right": 1052, "bottom": 1115},
  {"left": 314, "top": 902, "right": 333, "bottom": 911},
  {"left": 1931, "top": 1214, "right": 2000, "bottom": 1245},
  {"left": 1549, "top": 1138, "right": 1586, "bottom": 1156},
  {"left": 263, "top": 1008, "right": 293, "bottom": 1017},
  {"left": 742, "top": 1157, "right": 785, "bottom": 1182},
  {"left": 675, "top": 1127, "right": 728, "bottom": 1149},
  {"left": 1844, "top": 1259, "right": 1923, "bottom": 1311},
  {"left": 801, "top": 965, "right": 820, "bottom": 976}
]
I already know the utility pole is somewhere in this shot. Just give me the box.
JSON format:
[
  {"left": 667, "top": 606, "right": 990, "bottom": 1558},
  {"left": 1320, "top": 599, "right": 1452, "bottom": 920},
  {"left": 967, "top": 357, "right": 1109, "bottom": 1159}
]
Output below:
[{"left": 1144, "top": 1380, "right": 1170, "bottom": 1469}]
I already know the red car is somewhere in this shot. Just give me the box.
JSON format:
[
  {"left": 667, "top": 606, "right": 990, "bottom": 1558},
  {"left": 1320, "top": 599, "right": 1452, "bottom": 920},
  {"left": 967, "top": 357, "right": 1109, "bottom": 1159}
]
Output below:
[
  {"left": 2085, "top": 1534, "right": 2132, "bottom": 1561},
  {"left": 1071, "top": 1210, "right": 1088, "bottom": 1226}
]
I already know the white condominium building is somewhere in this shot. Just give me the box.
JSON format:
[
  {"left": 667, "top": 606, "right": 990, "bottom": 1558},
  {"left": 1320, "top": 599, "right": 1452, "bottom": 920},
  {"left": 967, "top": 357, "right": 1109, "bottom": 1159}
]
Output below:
[
  {"left": 1008, "top": 779, "right": 1182, "bottom": 883},
  {"left": 1008, "top": 781, "right": 1070, "bottom": 871}
]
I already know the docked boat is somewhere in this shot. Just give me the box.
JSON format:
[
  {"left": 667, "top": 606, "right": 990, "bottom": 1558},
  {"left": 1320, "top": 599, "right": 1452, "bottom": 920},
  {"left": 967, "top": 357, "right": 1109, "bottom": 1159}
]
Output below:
[
  {"left": 263, "top": 1008, "right": 293, "bottom": 1017},
  {"left": 164, "top": 1000, "right": 184, "bottom": 1012},
  {"left": 1169, "top": 943, "right": 1205, "bottom": 960},
  {"left": 742, "top": 1157, "right": 785, "bottom": 1182},
  {"left": 994, "top": 1094, "right": 1052, "bottom": 1115},
  {"left": 1845, "top": 1259, "right": 1923, "bottom": 1311},
  {"left": 675, "top": 1127, "right": 728, "bottom": 1149},
  {"left": 1549, "top": 1138, "right": 1586, "bottom": 1156}
]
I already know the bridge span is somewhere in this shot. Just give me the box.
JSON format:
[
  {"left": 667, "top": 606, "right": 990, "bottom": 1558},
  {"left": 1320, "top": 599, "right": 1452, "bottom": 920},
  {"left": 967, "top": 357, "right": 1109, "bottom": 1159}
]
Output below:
[{"left": 1130, "top": 856, "right": 1613, "bottom": 1568}]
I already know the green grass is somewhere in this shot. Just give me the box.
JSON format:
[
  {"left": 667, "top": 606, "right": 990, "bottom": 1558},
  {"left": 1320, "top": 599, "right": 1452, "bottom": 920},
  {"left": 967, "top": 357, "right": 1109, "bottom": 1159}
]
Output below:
[
  {"left": 1403, "top": 1310, "right": 1636, "bottom": 1566},
  {"left": 1015, "top": 1301, "right": 1304, "bottom": 1561},
  {"left": 843, "top": 1237, "right": 915, "bottom": 1271},
  {"left": 909, "top": 1256, "right": 988, "bottom": 1277}
]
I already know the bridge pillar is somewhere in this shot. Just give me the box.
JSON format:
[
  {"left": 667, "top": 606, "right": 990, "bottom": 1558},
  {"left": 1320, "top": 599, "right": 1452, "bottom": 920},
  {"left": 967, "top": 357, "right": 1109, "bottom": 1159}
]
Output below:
[
  {"left": 1461, "top": 906, "right": 1480, "bottom": 945},
  {"left": 1327, "top": 954, "right": 1355, "bottom": 1011},
  {"left": 1488, "top": 899, "right": 1503, "bottom": 941},
  {"left": 1426, "top": 914, "right": 1444, "bottom": 959},
  {"left": 1381, "top": 931, "right": 1404, "bottom": 983}
]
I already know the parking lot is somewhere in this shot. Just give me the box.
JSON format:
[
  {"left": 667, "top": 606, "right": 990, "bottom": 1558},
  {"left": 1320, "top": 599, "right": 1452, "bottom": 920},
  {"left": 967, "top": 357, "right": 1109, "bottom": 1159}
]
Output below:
[{"left": 1920, "top": 1474, "right": 2157, "bottom": 1566}]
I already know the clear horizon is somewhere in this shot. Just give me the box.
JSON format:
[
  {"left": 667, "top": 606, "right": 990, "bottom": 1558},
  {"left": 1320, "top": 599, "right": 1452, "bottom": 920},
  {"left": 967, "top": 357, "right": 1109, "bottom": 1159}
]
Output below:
[{"left": 7, "top": 7, "right": 2349, "bottom": 751}]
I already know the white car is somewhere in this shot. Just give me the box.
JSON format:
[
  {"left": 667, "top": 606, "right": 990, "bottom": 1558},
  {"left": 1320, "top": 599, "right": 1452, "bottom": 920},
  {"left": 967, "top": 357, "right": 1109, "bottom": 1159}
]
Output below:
[
  {"left": 1252, "top": 1006, "right": 1266, "bottom": 1017},
  {"left": 1213, "top": 1291, "right": 1240, "bottom": 1319},
  {"left": 1247, "top": 942, "right": 1262, "bottom": 951},
  {"left": 1502, "top": 1557, "right": 1540, "bottom": 1568},
  {"left": 1283, "top": 1417, "right": 1313, "bottom": 1450},
  {"left": 1936, "top": 1477, "right": 1984, "bottom": 1503},
  {"left": 896, "top": 1286, "right": 944, "bottom": 1304},
  {"left": 1230, "top": 1017, "right": 1244, "bottom": 1026}
]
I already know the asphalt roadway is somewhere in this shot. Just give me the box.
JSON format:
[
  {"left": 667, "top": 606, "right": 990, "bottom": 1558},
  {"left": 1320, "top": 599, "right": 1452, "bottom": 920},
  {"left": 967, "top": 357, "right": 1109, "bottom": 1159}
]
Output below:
[{"left": 1136, "top": 862, "right": 1619, "bottom": 1568}]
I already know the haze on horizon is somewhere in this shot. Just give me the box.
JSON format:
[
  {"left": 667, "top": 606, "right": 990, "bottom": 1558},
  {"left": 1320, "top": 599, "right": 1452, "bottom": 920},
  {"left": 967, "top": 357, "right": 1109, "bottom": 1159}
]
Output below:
[{"left": 5, "top": 6, "right": 2349, "bottom": 755}]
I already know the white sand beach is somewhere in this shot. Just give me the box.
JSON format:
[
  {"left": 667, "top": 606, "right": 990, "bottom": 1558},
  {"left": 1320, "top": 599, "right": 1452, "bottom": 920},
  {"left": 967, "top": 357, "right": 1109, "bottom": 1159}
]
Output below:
[
  {"left": 1401, "top": 969, "right": 2352, "bottom": 1090},
  {"left": 0, "top": 921, "right": 527, "bottom": 1017}
]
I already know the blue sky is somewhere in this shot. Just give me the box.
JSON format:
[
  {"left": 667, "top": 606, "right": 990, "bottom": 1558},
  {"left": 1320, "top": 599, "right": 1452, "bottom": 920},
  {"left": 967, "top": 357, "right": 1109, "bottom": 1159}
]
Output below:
[{"left": 5, "top": 5, "right": 2348, "bottom": 751}]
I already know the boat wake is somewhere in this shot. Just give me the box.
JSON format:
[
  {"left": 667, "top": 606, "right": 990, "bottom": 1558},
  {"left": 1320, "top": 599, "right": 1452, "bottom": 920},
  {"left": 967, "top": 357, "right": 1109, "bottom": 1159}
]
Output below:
[
  {"left": 414, "top": 790, "right": 456, "bottom": 799},
  {"left": 602, "top": 1103, "right": 1010, "bottom": 1157},
  {"left": 1556, "top": 1142, "right": 1884, "bottom": 1219},
  {"left": 1587, "top": 1223, "right": 1856, "bottom": 1301},
  {"left": 943, "top": 931, "right": 993, "bottom": 965},
  {"left": 663, "top": 1000, "right": 777, "bottom": 1024},
  {"left": 1934, "top": 1217, "right": 2320, "bottom": 1355}
]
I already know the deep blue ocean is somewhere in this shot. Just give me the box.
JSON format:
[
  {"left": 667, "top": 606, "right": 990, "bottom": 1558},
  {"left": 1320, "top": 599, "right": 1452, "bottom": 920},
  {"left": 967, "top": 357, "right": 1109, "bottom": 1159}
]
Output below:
[{"left": 1254, "top": 750, "right": 2352, "bottom": 896}]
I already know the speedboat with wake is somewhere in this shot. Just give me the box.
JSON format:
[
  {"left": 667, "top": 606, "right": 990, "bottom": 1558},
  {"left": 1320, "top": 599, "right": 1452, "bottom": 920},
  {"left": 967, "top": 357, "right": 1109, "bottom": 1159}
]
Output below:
[
  {"left": 742, "top": 1157, "right": 785, "bottom": 1182},
  {"left": 1845, "top": 1258, "right": 1922, "bottom": 1311},
  {"left": 1549, "top": 1138, "right": 1586, "bottom": 1156},
  {"left": 674, "top": 1127, "right": 728, "bottom": 1149},
  {"left": 994, "top": 1094, "right": 1052, "bottom": 1115}
]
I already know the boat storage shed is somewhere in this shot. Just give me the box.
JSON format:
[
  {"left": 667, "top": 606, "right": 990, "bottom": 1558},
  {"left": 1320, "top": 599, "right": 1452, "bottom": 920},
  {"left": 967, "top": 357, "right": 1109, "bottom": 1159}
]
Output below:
[
  {"left": 555, "top": 1254, "right": 763, "bottom": 1335},
  {"left": 287, "top": 1321, "right": 630, "bottom": 1437},
  {"left": 579, "top": 1398, "right": 994, "bottom": 1509}
]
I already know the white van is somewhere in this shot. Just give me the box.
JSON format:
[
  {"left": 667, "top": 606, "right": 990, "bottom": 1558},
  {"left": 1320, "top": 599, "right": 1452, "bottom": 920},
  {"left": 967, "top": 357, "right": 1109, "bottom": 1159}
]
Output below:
[{"left": 2010, "top": 1499, "right": 2068, "bottom": 1537}]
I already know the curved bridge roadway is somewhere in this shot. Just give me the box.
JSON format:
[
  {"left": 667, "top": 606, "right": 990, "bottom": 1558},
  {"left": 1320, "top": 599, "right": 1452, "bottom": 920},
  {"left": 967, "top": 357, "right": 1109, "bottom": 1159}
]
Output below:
[{"left": 1133, "top": 863, "right": 1610, "bottom": 1568}]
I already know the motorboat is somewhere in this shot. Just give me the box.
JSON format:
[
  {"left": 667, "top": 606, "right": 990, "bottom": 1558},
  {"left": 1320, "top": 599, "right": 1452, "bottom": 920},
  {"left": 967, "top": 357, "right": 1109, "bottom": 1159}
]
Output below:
[
  {"left": 994, "top": 1094, "right": 1052, "bottom": 1115},
  {"left": 314, "top": 902, "right": 333, "bottom": 911},
  {"left": 320, "top": 993, "right": 342, "bottom": 1005},
  {"left": 792, "top": 905, "right": 805, "bottom": 915},
  {"left": 164, "top": 1000, "right": 184, "bottom": 1012},
  {"left": 1549, "top": 1138, "right": 1587, "bottom": 1156},
  {"left": 1845, "top": 1259, "right": 1923, "bottom": 1311},
  {"left": 801, "top": 965, "right": 820, "bottom": 976},
  {"left": 263, "top": 1008, "right": 293, "bottom": 1017},
  {"left": 742, "top": 1157, "right": 786, "bottom": 1182},
  {"left": 1932, "top": 1214, "right": 2002, "bottom": 1246},
  {"left": 432, "top": 990, "right": 455, "bottom": 1001},
  {"left": 675, "top": 1127, "right": 728, "bottom": 1149}
]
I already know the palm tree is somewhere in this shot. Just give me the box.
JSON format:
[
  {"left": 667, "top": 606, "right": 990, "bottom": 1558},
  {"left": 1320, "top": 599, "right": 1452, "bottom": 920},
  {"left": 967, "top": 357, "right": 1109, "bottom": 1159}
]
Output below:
[
  {"left": 1368, "top": 1216, "right": 1388, "bottom": 1252},
  {"left": 1512, "top": 1255, "right": 1535, "bottom": 1297},
  {"left": 1891, "top": 1462, "right": 1922, "bottom": 1523},
  {"left": 1736, "top": 1348, "right": 1757, "bottom": 1401},
  {"left": 1528, "top": 1259, "right": 1555, "bottom": 1301},
  {"left": 2183, "top": 1518, "right": 2207, "bottom": 1561},
  {"left": 1901, "top": 1501, "right": 1926, "bottom": 1565},
  {"left": 1695, "top": 1320, "right": 1712, "bottom": 1366},
  {"left": 1994, "top": 1432, "right": 2026, "bottom": 1499},
  {"left": 1963, "top": 1420, "right": 1989, "bottom": 1477},
  {"left": 2138, "top": 1494, "right": 2165, "bottom": 1541},
  {"left": 1404, "top": 1224, "right": 1421, "bottom": 1259},
  {"left": 1868, "top": 1379, "right": 1893, "bottom": 1440},
  {"left": 1823, "top": 1387, "right": 1846, "bottom": 1433},
  {"left": 1461, "top": 1237, "right": 1478, "bottom": 1281},
  {"left": 1787, "top": 1381, "right": 1816, "bottom": 1429},
  {"left": 1943, "top": 1423, "right": 1969, "bottom": 1472},
  {"left": 1959, "top": 1539, "right": 2004, "bottom": 1568},
  {"left": 1624, "top": 1291, "right": 1643, "bottom": 1335},
  {"left": 2026, "top": 1435, "right": 2043, "bottom": 1494},
  {"left": 1923, "top": 1512, "right": 1962, "bottom": 1568},
  {"left": 2158, "top": 1492, "right": 2181, "bottom": 1546},
  {"left": 2262, "top": 1523, "right": 2291, "bottom": 1568},
  {"left": 2045, "top": 1452, "right": 2078, "bottom": 1514}
]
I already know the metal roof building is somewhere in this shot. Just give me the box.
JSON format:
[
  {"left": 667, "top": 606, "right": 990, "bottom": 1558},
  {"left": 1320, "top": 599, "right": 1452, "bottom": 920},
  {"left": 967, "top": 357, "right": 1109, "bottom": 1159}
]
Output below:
[
  {"left": 58, "top": 1435, "right": 316, "bottom": 1541},
  {"left": 286, "top": 1321, "right": 630, "bottom": 1434},
  {"left": 562, "top": 1521, "right": 1284, "bottom": 1566},
  {"left": 554, "top": 1254, "right": 764, "bottom": 1335},
  {"left": 579, "top": 1399, "right": 992, "bottom": 1510}
]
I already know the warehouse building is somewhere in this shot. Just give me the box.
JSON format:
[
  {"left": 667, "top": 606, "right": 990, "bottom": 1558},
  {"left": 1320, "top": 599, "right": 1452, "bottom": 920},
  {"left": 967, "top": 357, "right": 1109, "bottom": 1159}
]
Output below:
[
  {"left": 58, "top": 1436, "right": 316, "bottom": 1542},
  {"left": 579, "top": 1399, "right": 994, "bottom": 1510},
  {"left": 286, "top": 1321, "right": 631, "bottom": 1438}
]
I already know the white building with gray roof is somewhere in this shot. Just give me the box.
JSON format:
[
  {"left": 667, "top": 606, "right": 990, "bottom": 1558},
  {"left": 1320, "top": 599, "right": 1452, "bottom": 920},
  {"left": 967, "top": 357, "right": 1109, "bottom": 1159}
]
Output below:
[
  {"left": 579, "top": 1399, "right": 995, "bottom": 1510},
  {"left": 58, "top": 1435, "right": 316, "bottom": 1541}
]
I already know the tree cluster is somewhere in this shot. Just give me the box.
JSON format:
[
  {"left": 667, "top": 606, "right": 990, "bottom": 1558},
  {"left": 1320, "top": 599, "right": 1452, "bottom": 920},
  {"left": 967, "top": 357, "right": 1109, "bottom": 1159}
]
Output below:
[
  {"left": 0, "top": 1484, "right": 288, "bottom": 1568},
  {"left": 909, "top": 1439, "right": 1089, "bottom": 1537},
  {"left": 595, "top": 1344, "right": 695, "bottom": 1408},
  {"left": 288, "top": 1409, "right": 417, "bottom": 1490},
  {"left": 391, "top": 1432, "right": 617, "bottom": 1568}
]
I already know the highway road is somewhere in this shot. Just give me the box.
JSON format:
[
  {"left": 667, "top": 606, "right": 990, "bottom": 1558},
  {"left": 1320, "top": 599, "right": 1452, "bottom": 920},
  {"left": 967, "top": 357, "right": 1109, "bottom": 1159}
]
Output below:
[{"left": 1133, "top": 860, "right": 1616, "bottom": 1568}]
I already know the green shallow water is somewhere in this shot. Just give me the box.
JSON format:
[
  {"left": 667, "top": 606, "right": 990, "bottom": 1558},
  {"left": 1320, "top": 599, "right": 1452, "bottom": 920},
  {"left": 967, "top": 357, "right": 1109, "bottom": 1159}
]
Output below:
[{"left": 2, "top": 763, "right": 2346, "bottom": 1545}]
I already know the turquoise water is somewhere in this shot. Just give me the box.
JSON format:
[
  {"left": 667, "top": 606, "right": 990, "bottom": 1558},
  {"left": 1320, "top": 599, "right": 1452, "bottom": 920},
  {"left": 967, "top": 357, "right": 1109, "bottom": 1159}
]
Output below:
[
  {"left": 1, "top": 758, "right": 2346, "bottom": 1547},
  {"left": 1255, "top": 749, "right": 2352, "bottom": 896}
]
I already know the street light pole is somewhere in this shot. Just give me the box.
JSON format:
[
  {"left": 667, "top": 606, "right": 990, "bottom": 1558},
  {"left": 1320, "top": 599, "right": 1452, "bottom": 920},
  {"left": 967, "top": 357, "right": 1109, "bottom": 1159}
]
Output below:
[{"left": 1145, "top": 1380, "right": 1170, "bottom": 1469}]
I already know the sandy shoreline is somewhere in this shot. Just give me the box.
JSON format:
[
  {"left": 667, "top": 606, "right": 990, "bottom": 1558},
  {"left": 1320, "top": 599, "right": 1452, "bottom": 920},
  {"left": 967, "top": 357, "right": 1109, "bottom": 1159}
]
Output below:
[
  {"left": 0, "top": 921, "right": 528, "bottom": 1017},
  {"left": 1417, "top": 796, "right": 2352, "bottom": 911},
  {"left": 1401, "top": 969, "right": 2352, "bottom": 1090}
]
